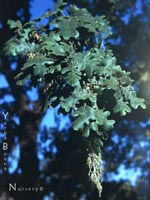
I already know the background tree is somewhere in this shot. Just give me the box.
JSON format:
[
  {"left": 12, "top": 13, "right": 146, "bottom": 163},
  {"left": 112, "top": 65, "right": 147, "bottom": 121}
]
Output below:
[{"left": 0, "top": 0, "right": 44, "bottom": 199}]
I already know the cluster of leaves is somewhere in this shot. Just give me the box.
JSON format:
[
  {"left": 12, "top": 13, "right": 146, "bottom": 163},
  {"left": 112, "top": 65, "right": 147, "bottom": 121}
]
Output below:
[{"left": 4, "top": 0, "right": 146, "bottom": 196}]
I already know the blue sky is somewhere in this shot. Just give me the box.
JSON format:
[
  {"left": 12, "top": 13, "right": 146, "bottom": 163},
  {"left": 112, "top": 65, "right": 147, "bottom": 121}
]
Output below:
[{"left": 30, "top": 0, "right": 55, "bottom": 19}]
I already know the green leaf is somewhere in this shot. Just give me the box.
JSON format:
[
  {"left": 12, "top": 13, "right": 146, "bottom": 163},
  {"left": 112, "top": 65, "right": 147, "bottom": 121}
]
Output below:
[
  {"left": 60, "top": 96, "right": 78, "bottom": 112},
  {"left": 113, "top": 100, "right": 131, "bottom": 116},
  {"left": 69, "top": 6, "right": 111, "bottom": 37},
  {"left": 55, "top": 17, "right": 79, "bottom": 40},
  {"left": 91, "top": 137, "right": 103, "bottom": 154},
  {"left": 120, "top": 86, "right": 146, "bottom": 110},
  {"left": 103, "top": 119, "right": 115, "bottom": 131},
  {"left": 72, "top": 105, "right": 114, "bottom": 133},
  {"left": 95, "top": 110, "right": 115, "bottom": 130},
  {"left": 7, "top": 19, "right": 22, "bottom": 29},
  {"left": 72, "top": 105, "right": 95, "bottom": 130},
  {"left": 42, "top": 32, "right": 72, "bottom": 56},
  {"left": 66, "top": 72, "right": 81, "bottom": 86},
  {"left": 22, "top": 55, "right": 54, "bottom": 76},
  {"left": 61, "top": 51, "right": 91, "bottom": 76},
  {"left": 33, "top": 65, "right": 47, "bottom": 76},
  {"left": 130, "top": 97, "right": 146, "bottom": 109},
  {"left": 47, "top": 64, "right": 61, "bottom": 74},
  {"left": 4, "top": 38, "right": 36, "bottom": 56},
  {"left": 104, "top": 78, "right": 119, "bottom": 90},
  {"left": 21, "top": 28, "right": 32, "bottom": 40},
  {"left": 119, "top": 76, "right": 133, "bottom": 85},
  {"left": 83, "top": 125, "right": 91, "bottom": 137},
  {"left": 90, "top": 122, "right": 99, "bottom": 132}
]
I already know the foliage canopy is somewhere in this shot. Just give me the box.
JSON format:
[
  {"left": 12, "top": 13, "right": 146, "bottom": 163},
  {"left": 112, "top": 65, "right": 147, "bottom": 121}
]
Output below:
[{"left": 4, "top": 0, "right": 146, "bottom": 197}]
